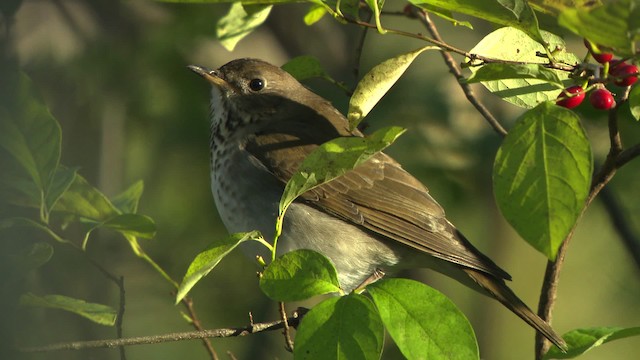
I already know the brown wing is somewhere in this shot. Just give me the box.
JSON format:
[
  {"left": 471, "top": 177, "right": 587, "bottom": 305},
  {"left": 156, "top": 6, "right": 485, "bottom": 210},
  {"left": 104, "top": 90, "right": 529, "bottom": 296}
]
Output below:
[{"left": 246, "top": 128, "right": 511, "bottom": 280}]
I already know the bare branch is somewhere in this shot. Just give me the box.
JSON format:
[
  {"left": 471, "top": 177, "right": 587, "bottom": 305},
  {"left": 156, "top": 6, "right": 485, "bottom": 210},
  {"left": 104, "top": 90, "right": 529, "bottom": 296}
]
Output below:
[{"left": 20, "top": 314, "right": 303, "bottom": 354}]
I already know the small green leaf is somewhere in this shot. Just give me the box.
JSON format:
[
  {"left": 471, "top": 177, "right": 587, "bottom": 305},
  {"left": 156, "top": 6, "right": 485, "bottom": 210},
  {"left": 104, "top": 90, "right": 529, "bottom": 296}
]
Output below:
[
  {"left": 44, "top": 166, "right": 78, "bottom": 214},
  {"left": 368, "top": 278, "right": 478, "bottom": 360},
  {"left": 12, "top": 242, "right": 54, "bottom": 274},
  {"left": 260, "top": 249, "right": 341, "bottom": 302},
  {"left": 20, "top": 293, "right": 117, "bottom": 326},
  {"left": 469, "top": 27, "right": 580, "bottom": 108},
  {"left": 529, "top": 0, "right": 600, "bottom": 16},
  {"left": 53, "top": 174, "right": 120, "bottom": 221},
  {"left": 101, "top": 214, "right": 156, "bottom": 239},
  {"left": 464, "top": 63, "right": 564, "bottom": 87},
  {"left": 493, "top": 102, "right": 593, "bottom": 260},
  {"left": 303, "top": 3, "right": 327, "bottom": 25},
  {"left": 629, "top": 84, "right": 640, "bottom": 121},
  {"left": 544, "top": 326, "right": 640, "bottom": 359},
  {"left": 409, "top": 0, "right": 543, "bottom": 44},
  {"left": 111, "top": 180, "right": 144, "bottom": 213},
  {"left": 0, "top": 74, "right": 61, "bottom": 194},
  {"left": 0, "top": 217, "right": 70, "bottom": 244},
  {"left": 294, "top": 294, "right": 384, "bottom": 360},
  {"left": 176, "top": 231, "right": 262, "bottom": 303},
  {"left": 364, "top": 0, "right": 385, "bottom": 34},
  {"left": 348, "top": 47, "right": 438, "bottom": 129},
  {"left": 216, "top": 2, "right": 272, "bottom": 51},
  {"left": 281, "top": 55, "right": 327, "bottom": 81},
  {"left": 279, "top": 126, "right": 405, "bottom": 214},
  {"left": 558, "top": 0, "right": 638, "bottom": 54}
]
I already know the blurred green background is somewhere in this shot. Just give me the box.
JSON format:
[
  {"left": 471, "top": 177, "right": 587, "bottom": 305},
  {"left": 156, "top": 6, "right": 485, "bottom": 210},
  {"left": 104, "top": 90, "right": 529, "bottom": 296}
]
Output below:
[{"left": 1, "top": 1, "right": 639, "bottom": 359}]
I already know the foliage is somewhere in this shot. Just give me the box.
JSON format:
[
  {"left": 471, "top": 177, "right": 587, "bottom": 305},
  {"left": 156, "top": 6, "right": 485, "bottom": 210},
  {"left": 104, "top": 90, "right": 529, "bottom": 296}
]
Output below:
[{"left": 2, "top": 0, "right": 640, "bottom": 359}]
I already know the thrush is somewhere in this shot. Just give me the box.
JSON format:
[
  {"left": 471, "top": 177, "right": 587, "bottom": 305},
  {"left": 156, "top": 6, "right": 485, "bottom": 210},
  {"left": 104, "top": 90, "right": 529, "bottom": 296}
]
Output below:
[{"left": 188, "top": 58, "right": 566, "bottom": 350}]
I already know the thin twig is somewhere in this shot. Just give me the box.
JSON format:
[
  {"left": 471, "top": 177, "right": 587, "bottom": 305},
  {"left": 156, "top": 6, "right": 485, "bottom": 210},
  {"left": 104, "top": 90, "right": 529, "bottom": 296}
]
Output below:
[
  {"left": 353, "top": 11, "right": 372, "bottom": 82},
  {"left": 19, "top": 315, "right": 302, "bottom": 353},
  {"left": 416, "top": 10, "right": 507, "bottom": 137},
  {"left": 279, "top": 302, "right": 294, "bottom": 352}
]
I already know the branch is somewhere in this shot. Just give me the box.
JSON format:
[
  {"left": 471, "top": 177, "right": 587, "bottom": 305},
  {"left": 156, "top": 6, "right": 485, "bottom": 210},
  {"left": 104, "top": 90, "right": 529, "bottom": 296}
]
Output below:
[
  {"left": 415, "top": 9, "right": 507, "bottom": 137},
  {"left": 19, "top": 312, "right": 304, "bottom": 354},
  {"left": 599, "top": 186, "right": 640, "bottom": 271}
]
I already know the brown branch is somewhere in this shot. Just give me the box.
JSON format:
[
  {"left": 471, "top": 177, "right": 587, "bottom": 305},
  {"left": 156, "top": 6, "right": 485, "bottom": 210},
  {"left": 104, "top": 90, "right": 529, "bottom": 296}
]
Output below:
[
  {"left": 19, "top": 313, "right": 303, "bottom": 353},
  {"left": 279, "top": 302, "right": 294, "bottom": 352},
  {"left": 535, "top": 105, "right": 623, "bottom": 358},
  {"left": 415, "top": 10, "right": 507, "bottom": 137},
  {"left": 180, "top": 296, "right": 218, "bottom": 360}
]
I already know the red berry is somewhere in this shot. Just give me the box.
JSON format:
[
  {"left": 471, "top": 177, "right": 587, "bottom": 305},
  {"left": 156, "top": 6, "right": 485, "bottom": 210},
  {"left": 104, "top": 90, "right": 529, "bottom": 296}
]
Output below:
[
  {"left": 556, "top": 86, "right": 585, "bottom": 109},
  {"left": 592, "top": 52, "right": 614, "bottom": 64},
  {"left": 589, "top": 89, "right": 615, "bottom": 110},
  {"left": 610, "top": 63, "right": 638, "bottom": 87}
]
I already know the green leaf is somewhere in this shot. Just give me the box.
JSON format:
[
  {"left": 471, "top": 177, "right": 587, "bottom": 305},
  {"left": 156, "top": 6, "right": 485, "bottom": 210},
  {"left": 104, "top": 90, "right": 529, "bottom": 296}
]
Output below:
[
  {"left": 0, "top": 74, "right": 60, "bottom": 193},
  {"left": 364, "top": 0, "right": 385, "bottom": 34},
  {"left": 279, "top": 126, "right": 405, "bottom": 214},
  {"left": 101, "top": 214, "right": 156, "bottom": 239},
  {"left": 216, "top": 2, "right": 272, "bottom": 51},
  {"left": 176, "top": 231, "right": 262, "bottom": 303},
  {"left": 629, "top": 83, "right": 640, "bottom": 121},
  {"left": 281, "top": 55, "right": 328, "bottom": 81},
  {"left": 544, "top": 326, "right": 640, "bottom": 359},
  {"left": 304, "top": 3, "right": 327, "bottom": 25},
  {"left": 558, "top": 0, "right": 638, "bottom": 55},
  {"left": 469, "top": 27, "right": 580, "bottom": 108},
  {"left": 20, "top": 293, "right": 117, "bottom": 326},
  {"left": 111, "top": 180, "right": 144, "bottom": 213},
  {"left": 419, "top": 5, "right": 473, "bottom": 28},
  {"left": 464, "top": 63, "right": 564, "bottom": 87},
  {"left": 259, "top": 249, "right": 341, "bottom": 302},
  {"left": 53, "top": 174, "right": 120, "bottom": 221},
  {"left": 493, "top": 102, "right": 593, "bottom": 260},
  {"left": 348, "top": 47, "right": 438, "bottom": 129},
  {"left": 11, "top": 242, "right": 54, "bottom": 274},
  {"left": 529, "top": 0, "right": 601, "bottom": 15},
  {"left": 44, "top": 166, "right": 78, "bottom": 214},
  {"left": 294, "top": 294, "right": 384, "bottom": 360},
  {"left": 367, "top": 278, "right": 478, "bottom": 360},
  {"left": 0, "top": 217, "right": 70, "bottom": 244},
  {"left": 409, "top": 0, "right": 543, "bottom": 44}
]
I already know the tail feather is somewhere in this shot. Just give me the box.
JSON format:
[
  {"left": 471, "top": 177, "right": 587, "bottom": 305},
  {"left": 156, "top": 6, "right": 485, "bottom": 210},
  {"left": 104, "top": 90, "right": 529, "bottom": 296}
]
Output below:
[{"left": 464, "top": 268, "right": 567, "bottom": 352}]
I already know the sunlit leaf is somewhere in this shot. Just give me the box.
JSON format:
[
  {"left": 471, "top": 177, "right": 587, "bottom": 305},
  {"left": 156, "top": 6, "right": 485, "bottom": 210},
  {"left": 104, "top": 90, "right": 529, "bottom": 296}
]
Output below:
[
  {"left": 260, "top": 249, "right": 341, "bottom": 302},
  {"left": 281, "top": 55, "right": 327, "bottom": 81},
  {"left": 294, "top": 294, "right": 384, "bottom": 360},
  {"left": 347, "top": 47, "right": 438, "bottom": 129},
  {"left": 279, "top": 126, "right": 405, "bottom": 214},
  {"left": 176, "top": 231, "right": 263, "bottom": 303},
  {"left": 216, "top": 2, "right": 272, "bottom": 51},
  {"left": 544, "top": 326, "right": 640, "bottom": 359},
  {"left": 111, "top": 180, "right": 144, "bottom": 213},
  {"left": 464, "top": 63, "right": 564, "bottom": 87},
  {"left": 53, "top": 174, "right": 120, "bottom": 221},
  {"left": 368, "top": 278, "right": 478, "bottom": 360},
  {"left": 304, "top": 3, "right": 327, "bottom": 25},
  {"left": 20, "top": 293, "right": 117, "bottom": 326},
  {"left": 493, "top": 102, "right": 592, "bottom": 260},
  {"left": 469, "top": 27, "right": 580, "bottom": 108}
]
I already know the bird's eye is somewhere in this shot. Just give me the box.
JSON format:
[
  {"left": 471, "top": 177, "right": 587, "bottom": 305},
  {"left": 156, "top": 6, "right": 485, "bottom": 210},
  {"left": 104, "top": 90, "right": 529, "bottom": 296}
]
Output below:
[{"left": 248, "top": 78, "right": 265, "bottom": 92}]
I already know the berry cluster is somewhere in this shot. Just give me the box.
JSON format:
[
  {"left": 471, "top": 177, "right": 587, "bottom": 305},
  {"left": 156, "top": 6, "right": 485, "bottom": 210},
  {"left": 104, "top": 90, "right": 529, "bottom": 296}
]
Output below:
[{"left": 556, "top": 39, "right": 638, "bottom": 110}]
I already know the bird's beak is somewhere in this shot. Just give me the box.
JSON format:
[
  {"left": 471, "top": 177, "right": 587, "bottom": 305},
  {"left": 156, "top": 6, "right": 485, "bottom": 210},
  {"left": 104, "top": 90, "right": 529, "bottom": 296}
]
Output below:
[{"left": 187, "top": 65, "right": 229, "bottom": 89}]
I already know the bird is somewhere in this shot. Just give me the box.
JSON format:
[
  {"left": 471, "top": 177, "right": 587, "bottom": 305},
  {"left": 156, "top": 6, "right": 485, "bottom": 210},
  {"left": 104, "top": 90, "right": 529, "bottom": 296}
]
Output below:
[{"left": 188, "top": 58, "right": 566, "bottom": 350}]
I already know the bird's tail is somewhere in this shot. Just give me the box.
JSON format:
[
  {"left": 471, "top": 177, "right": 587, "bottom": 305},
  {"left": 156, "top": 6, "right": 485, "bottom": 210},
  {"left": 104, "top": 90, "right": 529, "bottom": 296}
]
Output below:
[{"left": 463, "top": 268, "right": 567, "bottom": 352}]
